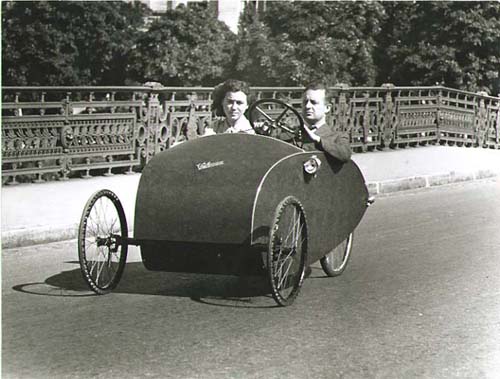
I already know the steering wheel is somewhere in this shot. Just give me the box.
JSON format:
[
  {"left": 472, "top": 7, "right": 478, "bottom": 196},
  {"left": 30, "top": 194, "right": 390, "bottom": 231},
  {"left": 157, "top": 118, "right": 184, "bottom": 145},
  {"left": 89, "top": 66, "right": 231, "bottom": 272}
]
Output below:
[{"left": 248, "top": 98, "right": 305, "bottom": 148}]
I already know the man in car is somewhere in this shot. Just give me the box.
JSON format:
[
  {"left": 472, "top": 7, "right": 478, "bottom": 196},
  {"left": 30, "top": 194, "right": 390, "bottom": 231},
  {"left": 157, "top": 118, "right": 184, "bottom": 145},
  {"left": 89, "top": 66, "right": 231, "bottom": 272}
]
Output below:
[{"left": 300, "top": 81, "right": 352, "bottom": 162}]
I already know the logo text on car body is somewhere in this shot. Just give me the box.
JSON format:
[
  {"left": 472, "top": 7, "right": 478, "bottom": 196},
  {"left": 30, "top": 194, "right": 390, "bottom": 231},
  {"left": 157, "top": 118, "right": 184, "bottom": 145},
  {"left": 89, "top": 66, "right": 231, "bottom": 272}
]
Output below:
[{"left": 196, "top": 161, "right": 225, "bottom": 171}]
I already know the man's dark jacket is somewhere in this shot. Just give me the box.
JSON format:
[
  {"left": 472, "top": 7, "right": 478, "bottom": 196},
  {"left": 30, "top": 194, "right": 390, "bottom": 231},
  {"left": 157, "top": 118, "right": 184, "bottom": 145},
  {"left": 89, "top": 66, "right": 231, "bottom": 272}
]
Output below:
[{"left": 301, "top": 126, "right": 352, "bottom": 163}]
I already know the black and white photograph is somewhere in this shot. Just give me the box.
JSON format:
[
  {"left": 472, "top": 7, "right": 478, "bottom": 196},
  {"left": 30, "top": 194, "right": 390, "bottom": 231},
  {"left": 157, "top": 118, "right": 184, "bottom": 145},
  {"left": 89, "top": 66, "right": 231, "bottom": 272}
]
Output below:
[{"left": 2, "top": 1, "right": 500, "bottom": 378}]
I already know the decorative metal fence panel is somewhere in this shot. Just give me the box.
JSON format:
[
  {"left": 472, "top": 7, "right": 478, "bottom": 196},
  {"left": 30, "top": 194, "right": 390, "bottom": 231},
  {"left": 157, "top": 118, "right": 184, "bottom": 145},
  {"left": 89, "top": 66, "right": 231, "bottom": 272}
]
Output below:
[
  {"left": 2, "top": 88, "right": 150, "bottom": 184},
  {"left": 2, "top": 85, "right": 499, "bottom": 184},
  {"left": 393, "top": 88, "right": 439, "bottom": 147},
  {"left": 344, "top": 92, "right": 384, "bottom": 151},
  {"left": 438, "top": 90, "right": 477, "bottom": 146},
  {"left": 484, "top": 99, "right": 500, "bottom": 148}
]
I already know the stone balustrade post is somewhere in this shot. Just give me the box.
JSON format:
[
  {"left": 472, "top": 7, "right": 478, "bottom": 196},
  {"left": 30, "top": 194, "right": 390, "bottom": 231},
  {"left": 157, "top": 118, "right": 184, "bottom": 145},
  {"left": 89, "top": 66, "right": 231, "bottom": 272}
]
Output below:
[{"left": 381, "top": 83, "right": 395, "bottom": 149}]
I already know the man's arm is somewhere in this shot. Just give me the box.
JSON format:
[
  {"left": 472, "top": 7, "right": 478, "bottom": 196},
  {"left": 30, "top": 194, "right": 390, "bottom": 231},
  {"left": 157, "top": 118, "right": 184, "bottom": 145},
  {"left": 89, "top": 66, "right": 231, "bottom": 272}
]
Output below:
[{"left": 317, "top": 130, "right": 352, "bottom": 162}]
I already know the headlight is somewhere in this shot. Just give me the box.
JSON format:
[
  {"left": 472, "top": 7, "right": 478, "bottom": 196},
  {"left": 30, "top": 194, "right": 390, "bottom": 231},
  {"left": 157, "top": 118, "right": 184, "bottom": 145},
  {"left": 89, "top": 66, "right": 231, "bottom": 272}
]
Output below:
[{"left": 303, "top": 155, "right": 321, "bottom": 175}]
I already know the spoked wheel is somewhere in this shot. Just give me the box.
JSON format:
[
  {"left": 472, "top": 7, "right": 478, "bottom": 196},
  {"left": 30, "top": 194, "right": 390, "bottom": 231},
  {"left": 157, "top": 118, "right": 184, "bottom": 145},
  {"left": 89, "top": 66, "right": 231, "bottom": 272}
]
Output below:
[
  {"left": 248, "top": 99, "right": 305, "bottom": 147},
  {"left": 267, "top": 196, "right": 308, "bottom": 307},
  {"left": 320, "top": 233, "right": 353, "bottom": 277},
  {"left": 78, "top": 189, "right": 128, "bottom": 294}
]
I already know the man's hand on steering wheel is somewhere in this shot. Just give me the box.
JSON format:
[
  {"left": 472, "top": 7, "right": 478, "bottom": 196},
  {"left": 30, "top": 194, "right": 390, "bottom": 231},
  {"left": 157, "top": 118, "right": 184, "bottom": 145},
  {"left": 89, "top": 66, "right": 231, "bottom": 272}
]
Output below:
[
  {"left": 302, "top": 123, "right": 321, "bottom": 144},
  {"left": 248, "top": 99, "right": 305, "bottom": 148}
]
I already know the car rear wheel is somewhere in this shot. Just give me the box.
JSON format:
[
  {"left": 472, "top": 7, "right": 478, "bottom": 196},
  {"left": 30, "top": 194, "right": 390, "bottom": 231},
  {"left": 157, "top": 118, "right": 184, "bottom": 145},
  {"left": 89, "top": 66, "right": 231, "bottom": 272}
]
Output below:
[
  {"left": 320, "top": 233, "right": 353, "bottom": 277},
  {"left": 78, "top": 189, "right": 128, "bottom": 294},
  {"left": 267, "top": 196, "right": 308, "bottom": 306}
]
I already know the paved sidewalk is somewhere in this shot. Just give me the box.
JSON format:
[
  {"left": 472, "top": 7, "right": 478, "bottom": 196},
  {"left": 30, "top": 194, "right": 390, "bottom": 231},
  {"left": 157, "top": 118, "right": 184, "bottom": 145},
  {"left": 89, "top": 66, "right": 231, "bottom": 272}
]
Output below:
[{"left": 2, "top": 145, "right": 500, "bottom": 249}]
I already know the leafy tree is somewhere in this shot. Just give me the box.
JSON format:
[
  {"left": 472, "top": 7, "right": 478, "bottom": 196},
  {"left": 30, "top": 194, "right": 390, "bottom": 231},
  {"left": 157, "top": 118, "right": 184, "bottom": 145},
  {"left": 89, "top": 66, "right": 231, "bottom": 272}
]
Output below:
[
  {"left": 230, "top": 11, "right": 291, "bottom": 85},
  {"left": 233, "top": 1, "right": 386, "bottom": 86},
  {"left": 3, "top": 0, "right": 499, "bottom": 94},
  {"left": 128, "top": 2, "right": 236, "bottom": 86},
  {"left": 377, "top": 1, "right": 500, "bottom": 94},
  {"left": 2, "top": 1, "right": 148, "bottom": 86}
]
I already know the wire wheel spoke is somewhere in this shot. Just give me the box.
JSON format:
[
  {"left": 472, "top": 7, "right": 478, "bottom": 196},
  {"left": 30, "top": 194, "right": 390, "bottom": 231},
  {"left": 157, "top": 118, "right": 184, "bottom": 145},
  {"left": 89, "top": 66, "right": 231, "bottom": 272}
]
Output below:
[
  {"left": 267, "top": 196, "right": 307, "bottom": 307},
  {"left": 78, "top": 190, "right": 128, "bottom": 295},
  {"left": 276, "top": 254, "right": 294, "bottom": 290}
]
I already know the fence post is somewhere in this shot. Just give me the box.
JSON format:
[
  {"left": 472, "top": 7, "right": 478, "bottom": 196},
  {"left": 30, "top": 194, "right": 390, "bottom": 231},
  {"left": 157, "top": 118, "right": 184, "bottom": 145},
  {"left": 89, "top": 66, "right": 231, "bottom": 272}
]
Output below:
[
  {"left": 335, "top": 84, "right": 349, "bottom": 134},
  {"left": 362, "top": 92, "right": 370, "bottom": 152},
  {"left": 381, "top": 83, "right": 394, "bottom": 149},
  {"left": 186, "top": 94, "right": 199, "bottom": 141},
  {"left": 142, "top": 91, "right": 161, "bottom": 166},
  {"left": 436, "top": 88, "right": 442, "bottom": 144},
  {"left": 475, "top": 92, "right": 489, "bottom": 147},
  {"left": 496, "top": 101, "right": 500, "bottom": 147},
  {"left": 60, "top": 92, "right": 72, "bottom": 180}
]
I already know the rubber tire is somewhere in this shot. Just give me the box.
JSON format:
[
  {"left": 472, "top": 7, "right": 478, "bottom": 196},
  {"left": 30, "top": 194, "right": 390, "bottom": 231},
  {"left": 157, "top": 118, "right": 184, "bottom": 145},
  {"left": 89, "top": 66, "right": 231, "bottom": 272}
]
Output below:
[
  {"left": 320, "top": 233, "right": 353, "bottom": 277},
  {"left": 267, "top": 196, "right": 308, "bottom": 306},
  {"left": 78, "top": 189, "right": 128, "bottom": 294}
]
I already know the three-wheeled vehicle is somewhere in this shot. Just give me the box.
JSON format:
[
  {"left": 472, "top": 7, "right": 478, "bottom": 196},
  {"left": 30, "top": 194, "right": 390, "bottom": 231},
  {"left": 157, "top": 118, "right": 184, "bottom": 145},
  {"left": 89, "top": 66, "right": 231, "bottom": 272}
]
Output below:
[{"left": 78, "top": 99, "right": 373, "bottom": 306}]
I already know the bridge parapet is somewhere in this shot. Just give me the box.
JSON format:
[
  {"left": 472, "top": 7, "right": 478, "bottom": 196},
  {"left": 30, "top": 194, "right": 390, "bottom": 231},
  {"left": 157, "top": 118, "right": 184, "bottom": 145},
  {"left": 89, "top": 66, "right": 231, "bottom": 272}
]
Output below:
[{"left": 2, "top": 85, "right": 499, "bottom": 184}]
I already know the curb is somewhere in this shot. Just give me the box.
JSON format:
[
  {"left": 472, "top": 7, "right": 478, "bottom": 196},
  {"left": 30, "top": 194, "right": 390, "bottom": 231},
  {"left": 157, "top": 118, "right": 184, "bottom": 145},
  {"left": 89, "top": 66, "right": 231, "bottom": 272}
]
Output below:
[
  {"left": 2, "top": 224, "right": 79, "bottom": 250},
  {"left": 366, "top": 169, "right": 498, "bottom": 196},
  {"left": 2, "top": 169, "right": 498, "bottom": 249}
]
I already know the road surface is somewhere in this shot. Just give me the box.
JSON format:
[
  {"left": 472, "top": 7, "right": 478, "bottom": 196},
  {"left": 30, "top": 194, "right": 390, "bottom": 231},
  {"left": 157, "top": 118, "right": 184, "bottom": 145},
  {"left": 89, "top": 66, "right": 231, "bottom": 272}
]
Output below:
[{"left": 2, "top": 179, "right": 500, "bottom": 379}]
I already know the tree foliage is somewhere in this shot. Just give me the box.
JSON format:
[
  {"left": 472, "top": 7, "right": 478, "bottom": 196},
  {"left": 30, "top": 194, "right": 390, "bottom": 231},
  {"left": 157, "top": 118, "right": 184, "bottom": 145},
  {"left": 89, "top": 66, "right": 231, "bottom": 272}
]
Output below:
[
  {"left": 127, "top": 2, "right": 236, "bottom": 86},
  {"left": 377, "top": 1, "right": 500, "bottom": 93},
  {"left": 1, "top": 0, "right": 499, "bottom": 94},
  {"left": 232, "top": 1, "right": 386, "bottom": 86},
  {"left": 2, "top": 1, "right": 148, "bottom": 86}
]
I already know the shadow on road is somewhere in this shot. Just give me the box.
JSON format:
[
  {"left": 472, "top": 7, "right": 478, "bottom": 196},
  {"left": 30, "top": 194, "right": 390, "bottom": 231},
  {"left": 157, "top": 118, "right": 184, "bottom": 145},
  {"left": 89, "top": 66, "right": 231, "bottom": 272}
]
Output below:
[{"left": 12, "top": 260, "right": 278, "bottom": 308}]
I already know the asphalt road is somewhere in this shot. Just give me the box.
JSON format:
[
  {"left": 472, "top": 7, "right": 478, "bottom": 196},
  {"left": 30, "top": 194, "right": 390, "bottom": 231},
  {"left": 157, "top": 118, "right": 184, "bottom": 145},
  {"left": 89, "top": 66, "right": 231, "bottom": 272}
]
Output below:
[{"left": 2, "top": 179, "right": 500, "bottom": 379}]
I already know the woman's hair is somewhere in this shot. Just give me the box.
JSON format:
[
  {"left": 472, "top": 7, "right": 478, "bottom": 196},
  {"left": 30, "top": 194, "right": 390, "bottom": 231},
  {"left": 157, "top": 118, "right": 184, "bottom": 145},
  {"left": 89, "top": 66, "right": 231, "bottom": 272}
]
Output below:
[{"left": 212, "top": 79, "right": 251, "bottom": 117}]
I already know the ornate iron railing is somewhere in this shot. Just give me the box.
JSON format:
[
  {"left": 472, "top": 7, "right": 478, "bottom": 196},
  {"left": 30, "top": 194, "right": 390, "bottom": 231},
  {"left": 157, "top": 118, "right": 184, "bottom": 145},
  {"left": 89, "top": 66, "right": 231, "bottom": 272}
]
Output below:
[{"left": 2, "top": 85, "right": 499, "bottom": 184}]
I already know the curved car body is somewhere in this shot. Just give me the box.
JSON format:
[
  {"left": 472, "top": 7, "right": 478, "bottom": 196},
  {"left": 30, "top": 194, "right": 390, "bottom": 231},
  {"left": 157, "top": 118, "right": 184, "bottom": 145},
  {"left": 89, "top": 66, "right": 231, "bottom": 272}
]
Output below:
[{"left": 134, "top": 133, "right": 369, "bottom": 275}]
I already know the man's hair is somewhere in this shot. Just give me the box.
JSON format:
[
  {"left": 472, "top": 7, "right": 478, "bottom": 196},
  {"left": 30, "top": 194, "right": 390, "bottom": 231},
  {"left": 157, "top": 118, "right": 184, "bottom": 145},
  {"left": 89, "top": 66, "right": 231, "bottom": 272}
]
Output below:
[
  {"left": 212, "top": 79, "right": 251, "bottom": 117},
  {"left": 303, "top": 81, "right": 331, "bottom": 104}
]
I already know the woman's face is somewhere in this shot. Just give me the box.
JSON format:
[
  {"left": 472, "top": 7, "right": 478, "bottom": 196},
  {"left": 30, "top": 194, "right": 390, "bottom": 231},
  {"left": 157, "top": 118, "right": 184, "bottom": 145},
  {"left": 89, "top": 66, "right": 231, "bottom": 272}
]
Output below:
[{"left": 222, "top": 91, "right": 248, "bottom": 125}]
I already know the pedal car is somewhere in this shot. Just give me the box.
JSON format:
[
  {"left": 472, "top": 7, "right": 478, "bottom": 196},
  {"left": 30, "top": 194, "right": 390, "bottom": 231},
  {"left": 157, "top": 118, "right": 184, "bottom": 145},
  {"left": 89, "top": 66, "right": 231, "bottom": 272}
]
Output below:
[{"left": 78, "top": 99, "right": 373, "bottom": 306}]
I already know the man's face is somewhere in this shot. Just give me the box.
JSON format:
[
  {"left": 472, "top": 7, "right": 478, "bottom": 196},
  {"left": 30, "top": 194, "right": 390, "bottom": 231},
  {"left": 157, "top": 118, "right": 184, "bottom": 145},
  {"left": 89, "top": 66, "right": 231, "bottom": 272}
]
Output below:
[
  {"left": 222, "top": 91, "right": 248, "bottom": 125},
  {"left": 302, "top": 89, "right": 331, "bottom": 126}
]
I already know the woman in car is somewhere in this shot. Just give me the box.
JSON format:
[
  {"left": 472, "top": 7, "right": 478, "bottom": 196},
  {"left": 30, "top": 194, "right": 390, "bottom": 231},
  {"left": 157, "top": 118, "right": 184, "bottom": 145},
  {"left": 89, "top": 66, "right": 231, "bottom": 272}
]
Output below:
[{"left": 204, "top": 79, "right": 255, "bottom": 135}]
